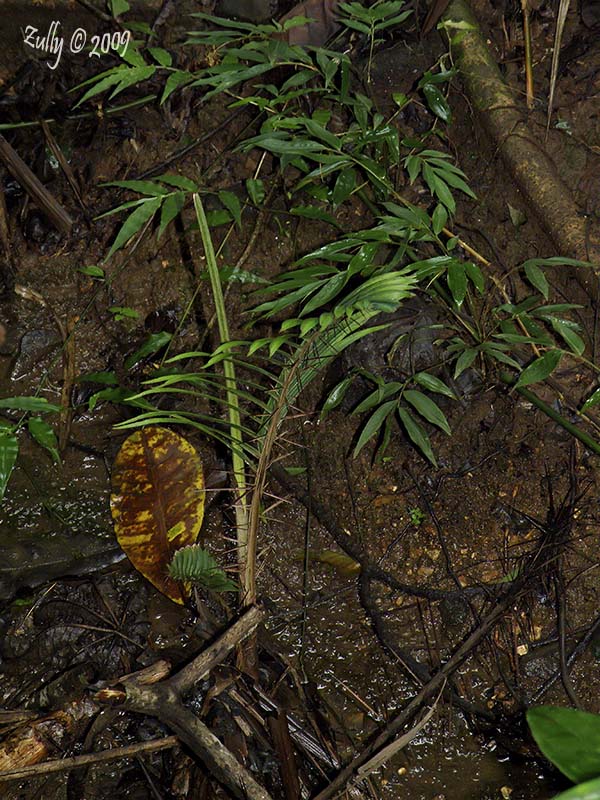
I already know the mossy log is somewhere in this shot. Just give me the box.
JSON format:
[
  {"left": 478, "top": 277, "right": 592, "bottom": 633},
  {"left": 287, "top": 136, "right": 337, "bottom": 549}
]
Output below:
[{"left": 443, "top": 0, "right": 599, "bottom": 287}]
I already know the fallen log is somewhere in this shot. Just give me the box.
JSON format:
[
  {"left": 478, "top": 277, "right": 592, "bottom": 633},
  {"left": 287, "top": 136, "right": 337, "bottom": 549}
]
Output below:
[{"left": 441, "top": 0, "right": 599, "bottom": 288}]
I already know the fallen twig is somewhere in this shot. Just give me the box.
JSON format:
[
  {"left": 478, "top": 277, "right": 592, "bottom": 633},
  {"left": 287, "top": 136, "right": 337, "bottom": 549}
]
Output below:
[
  {"left": 0, "top": 736, "right": 179, "bottom": 783},
  {"left": 105, "top": 606, "right": 273, "bottom": 800},
  {"left": 0, "top": 134, "right": 72, "bottom": 235}
]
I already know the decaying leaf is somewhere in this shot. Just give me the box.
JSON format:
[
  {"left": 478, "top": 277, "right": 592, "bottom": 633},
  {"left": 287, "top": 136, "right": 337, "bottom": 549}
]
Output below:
[
  {"left": 309, "top": 549, "right": 360, "bottom": 576},
  {"left": 111, "top": 426, "right": 205, "bottom": 604}
]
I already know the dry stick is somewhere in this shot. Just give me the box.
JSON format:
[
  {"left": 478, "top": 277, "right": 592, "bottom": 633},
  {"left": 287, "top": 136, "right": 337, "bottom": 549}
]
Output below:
[
  {"left": 117, "top": 606, "right": 272, "bottom": 800},
  {"left": 0, "top": 737, "right": 179, "bottom": 783},
  {"left": 41, "top": 121, "right": 87, "bottom": 212},
  {"left": 0, "top": 134, "right": 72, "bottom": 235},
  {"left": 267, "top": 710, "right": 301, "bottom": 800},
  {"left": 521, "top": 0, "right": 534, "bottom": 109},
  {"left": 312, "top": 585, "right": 523, "bottom": 800},
  {"left": 169, "top": 605, "right": 263, "bottom": 695},
  {"left": 0, "top": 184, "right": 11, "bottom": 257},
  {"left": 73, "top": 0, "right": 112, "bottom": 22},
  {"left": 443, "top": 0, "right": 600, "bottom": 285}
]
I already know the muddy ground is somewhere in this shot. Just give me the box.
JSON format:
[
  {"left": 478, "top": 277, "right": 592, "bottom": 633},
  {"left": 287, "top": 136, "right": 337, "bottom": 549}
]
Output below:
[{"left": 0, "top": 1, "right": 600, "bottom": 798}]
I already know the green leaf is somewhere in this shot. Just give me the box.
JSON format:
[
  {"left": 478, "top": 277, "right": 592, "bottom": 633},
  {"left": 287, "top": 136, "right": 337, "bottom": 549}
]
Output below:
[
  {"left": 161, "top": 70, "right": 194, "bottom": 103},
  {"left": 464, "top": 261, "right": 484, "bottom": 294},
  {"left": 0, "top": 396, "right": 61, "bottom": 413},
  {"left": 108, "top": 196, "right": 161, "bottom": 258},
  {"left": 582, "top": 388, "right": 600, "bottom": 411},
  {"left": 522, "top": 256, "right": 593, "bottom": 270},
  {"left": 431, "top": 203, "right": 448, "bottom": 235},
  {"left": 422, "top": 83, "right": 451, "bottom": 122},
  {"left": 291, "top": 205, "right": 340, "bottom": 228},
  {"left": 447, "top": 261, "right": 467, "bottom": 306},
  {"left": 88, "top": 387, "right": 131, "bottom": 411},
  {"left": 28, "top": 417, "right": 60, "bottom": 464},
  {"left": 332, "top": 167, "right": 357, "bottom": 207},
  {"left": 156, "top": 173, "right": 198, "bottom": 191},
  {"left": 111, "top": 66, "right": 156, "bottom": 100},
  {"left": 119, "top": 44, "right": 147, "bottom": 68},
  {"left": 321, "top": 376, "right": 353, "bottom": 418},
  {"left": 414, "top": 372, "right": 456, "bottom": 399},
  {"left": 433, "top": 166, "right": 476, "bottom": 199},
  {"left": 515, "top": 350, "right": 561, "bottom": 388},
  {"left": 168, "top": 544, "right": 237, "bottom": 592},
  {"left": 78, "top": 265, "right": 105, "bottom": 278},
  {"left": 148, "top": 47, "right": 172, "bottom": 67},
  {"left": 158, "top": 192, "right": 185, "bottom": 239},
  {"left": 108, "top": 179, "right": 169, "bottom": 196},
  {"left": 0, "top": 430, "right": 18, "bottom": 503},
  {"left": 524, "top": 261, "right": 550, "bottom": 300},
  {"left": 397, "top": 406, "right": 437, "bottom": 466},
  {"left": 354, "top": 400, "right": 397, "bottom": 457},
  {"left": 246, "top": 178, "right": 265, "bottom": 205},
  {"left": 403, "top": 390, "right": 451, "bottom": 434},
  {"left": 301, "top": 273, "right": 347, "bottom": 316},
  {"left": 124, "top": 332, "right": 173, "bottom": 370},
  {"left": 110, "top": 0, "right": 130, "bottom": 16},
  {"left": 527, "top": 706, "right": 600, "bottom": 784},
  {"left": 304, "top": 118, "right": 341, "bottom": 151},
  {"left": 110, "top": 306, "right": 140, "bottom": 320},
  {"left": 454, "top": 348, "right": 477, "bottom": 378},
  {"left": 550, "top": 318, "right": 585, "bottom": 356},
  {"left": 553, "top": 777, "right": 600, "bottom": 800},
  {"left": 205, "top": 209, "right": 231, "bottom": 227},
  {"left": 75, "top": 69, "right": 124, "bottom": 106},
  {"left": 218, "top": 190, "right": 242, "bottom": 229},
  {"left": 484, "top": 348, "right": 521, "bottom": 369}
]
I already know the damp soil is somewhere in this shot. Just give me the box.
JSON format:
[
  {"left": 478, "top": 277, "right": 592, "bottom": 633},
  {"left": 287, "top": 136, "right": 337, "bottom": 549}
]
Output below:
[{"left": 0, "top": 1, "right": 599, "bottom": 798}]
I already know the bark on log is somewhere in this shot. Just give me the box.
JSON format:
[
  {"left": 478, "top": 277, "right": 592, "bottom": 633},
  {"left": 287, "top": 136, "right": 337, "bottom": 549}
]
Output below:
[{"left": 442, "top": 0, "right": 599, "bottom": 288}]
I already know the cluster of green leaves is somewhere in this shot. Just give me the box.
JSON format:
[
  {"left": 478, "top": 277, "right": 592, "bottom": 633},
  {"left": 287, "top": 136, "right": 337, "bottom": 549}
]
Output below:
[
  {"left": 324, "top": 368, "right": 454, "bottom": 466},
  {"left": 446, "top": 258, "right": 588, "bottom": 387},
  {"left": 528, "top": 706, "right": 600, "bottom": 799},
  {"left": 0, "top": 397, "right": 61, "bottom": 502},
  {"left": 67, "top": 2, "right": 597, "bottom": 470}
]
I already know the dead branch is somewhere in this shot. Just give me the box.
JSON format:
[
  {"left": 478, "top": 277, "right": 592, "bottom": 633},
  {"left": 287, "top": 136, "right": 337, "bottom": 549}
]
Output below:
[
  {"left": 0, "top": 135, "right": 73, "bottom": 235},
  {"left": 0, "top": 736, "right": 179, "bottom": 783},
  {"left": 114, "top": 605, "right": 273, "bottom": 800}
]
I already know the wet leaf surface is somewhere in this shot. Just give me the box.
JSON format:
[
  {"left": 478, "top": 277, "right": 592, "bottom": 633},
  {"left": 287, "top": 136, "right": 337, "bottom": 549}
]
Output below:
[{"left": 111, "top": 426, "right": 205, "bottom": 604}]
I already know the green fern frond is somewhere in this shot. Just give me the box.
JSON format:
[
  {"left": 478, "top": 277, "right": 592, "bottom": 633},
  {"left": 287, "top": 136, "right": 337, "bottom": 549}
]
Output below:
[{"left": 168, "top": 545, "right": 237, "bottom": 592}]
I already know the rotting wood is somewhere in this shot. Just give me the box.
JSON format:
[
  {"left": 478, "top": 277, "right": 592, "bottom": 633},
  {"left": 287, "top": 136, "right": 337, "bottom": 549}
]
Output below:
[
  {"left": 0, "top": 134, "right": 73, "bottom": 235},
  {"left": 0, "top": 698, "right": 99, "bottom": 773},
  {"left": 440, "top": 0, "right": 600, "bottom": 287}
]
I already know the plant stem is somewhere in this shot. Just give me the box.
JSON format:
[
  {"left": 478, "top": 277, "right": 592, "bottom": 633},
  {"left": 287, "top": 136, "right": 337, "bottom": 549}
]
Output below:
[
  {"left": 499, "top": 372, "right": 600, "bottom": 456},
  {"left": 193, "top": 194, "right": 251, "bottom": 602}
]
